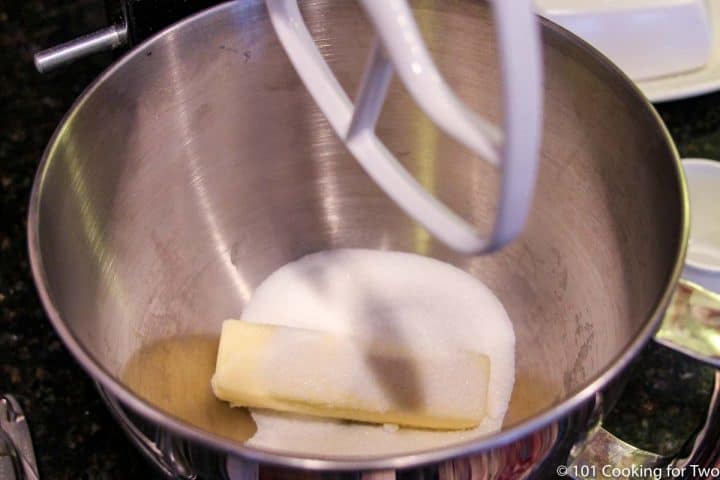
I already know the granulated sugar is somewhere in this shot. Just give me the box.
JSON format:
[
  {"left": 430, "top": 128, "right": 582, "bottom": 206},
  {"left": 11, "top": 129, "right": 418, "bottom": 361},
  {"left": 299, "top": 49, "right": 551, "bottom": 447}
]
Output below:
[{"left": 240, "top": 248, "right": 515, "bottom": 456}]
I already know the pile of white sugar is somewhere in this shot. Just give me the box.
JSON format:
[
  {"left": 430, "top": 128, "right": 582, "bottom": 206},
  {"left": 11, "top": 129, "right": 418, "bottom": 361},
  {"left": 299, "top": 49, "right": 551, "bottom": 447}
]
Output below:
[{"left": 240, "top": 249, "right": 515, "bottom": 456}]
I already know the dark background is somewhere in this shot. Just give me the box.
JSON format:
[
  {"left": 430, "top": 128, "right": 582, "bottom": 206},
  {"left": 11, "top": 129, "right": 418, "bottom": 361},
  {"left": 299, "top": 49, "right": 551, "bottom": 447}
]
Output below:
[{"left": 0, "top": 1, "right": 717, "bottom": 478}]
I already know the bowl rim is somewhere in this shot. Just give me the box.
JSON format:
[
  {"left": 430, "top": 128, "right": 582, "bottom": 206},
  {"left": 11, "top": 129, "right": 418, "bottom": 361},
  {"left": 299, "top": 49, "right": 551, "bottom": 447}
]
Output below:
[{"left": 26, "top": 0, "right": 689, "bottom": 471}]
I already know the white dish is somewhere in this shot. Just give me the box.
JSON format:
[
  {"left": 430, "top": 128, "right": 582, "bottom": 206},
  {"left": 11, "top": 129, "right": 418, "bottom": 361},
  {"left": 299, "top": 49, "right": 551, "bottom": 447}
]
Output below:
[
  {"left": 637, "top": 1, "right": 720, "bottom": 102},
  {"left": 681, "top": 158, "right": 720, "bottom": 293},
  {"left": 683, "top": 265, "right": 720, "bottom": 293},
  {"left": 536, "top": 0, "right": 712, "bottom": 82}
]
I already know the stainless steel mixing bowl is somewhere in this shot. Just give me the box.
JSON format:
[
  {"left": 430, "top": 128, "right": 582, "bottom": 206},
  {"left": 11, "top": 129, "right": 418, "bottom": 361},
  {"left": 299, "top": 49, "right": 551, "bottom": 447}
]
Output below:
[{"left": 28, "top": 0, "right": 720, "bottom": 478}]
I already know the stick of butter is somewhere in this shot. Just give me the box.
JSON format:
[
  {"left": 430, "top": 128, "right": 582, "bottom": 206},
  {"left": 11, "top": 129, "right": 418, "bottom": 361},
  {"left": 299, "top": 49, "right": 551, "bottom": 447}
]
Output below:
[{"left": 211, "top": 320, "right": 490, "bottom": 430}]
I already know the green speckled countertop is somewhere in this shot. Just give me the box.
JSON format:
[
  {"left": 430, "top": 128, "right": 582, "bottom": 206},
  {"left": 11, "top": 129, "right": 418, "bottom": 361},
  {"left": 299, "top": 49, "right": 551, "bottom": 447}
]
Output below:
[{"left": 0, "top": 1, "right": 716, "bottom": 478}]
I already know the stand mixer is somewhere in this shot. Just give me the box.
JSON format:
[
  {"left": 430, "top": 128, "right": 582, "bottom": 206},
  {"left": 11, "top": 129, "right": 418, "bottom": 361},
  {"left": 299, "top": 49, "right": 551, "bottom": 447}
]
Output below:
[{"left": 22, "top": 1, "right": 720, "bottom": 479}]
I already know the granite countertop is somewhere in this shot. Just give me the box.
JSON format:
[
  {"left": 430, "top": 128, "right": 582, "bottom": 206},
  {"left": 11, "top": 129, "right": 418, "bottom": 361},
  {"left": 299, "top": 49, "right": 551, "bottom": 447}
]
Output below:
[{"left": 0, "top": 1, "right": 716, "bottom": 479}]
